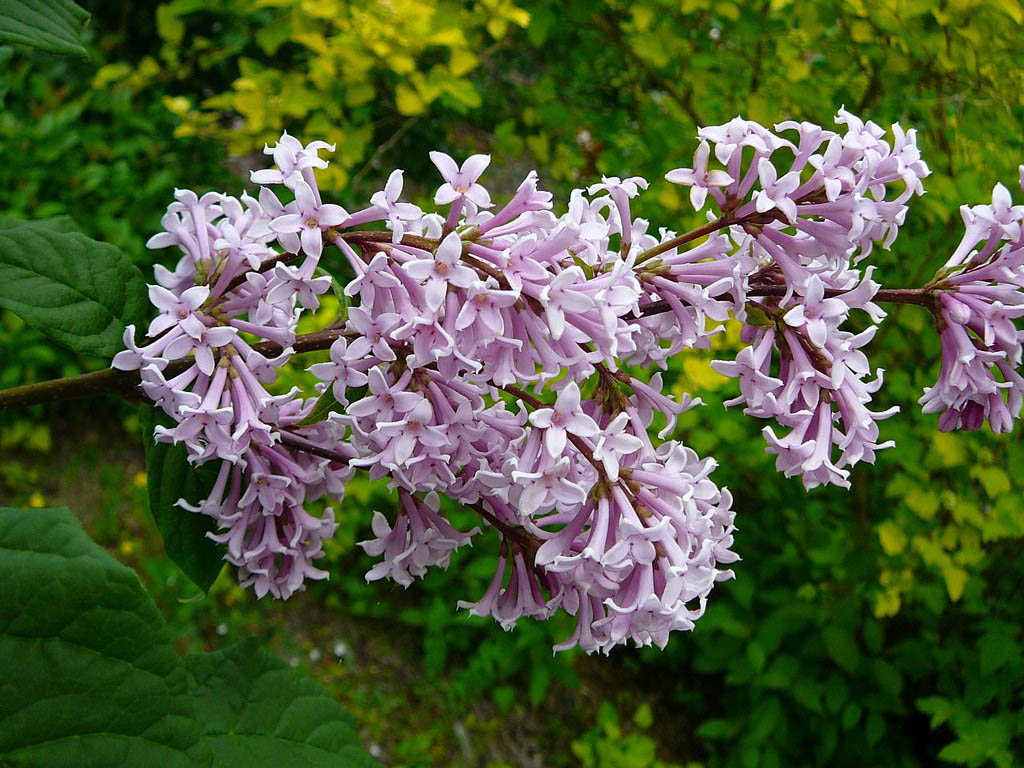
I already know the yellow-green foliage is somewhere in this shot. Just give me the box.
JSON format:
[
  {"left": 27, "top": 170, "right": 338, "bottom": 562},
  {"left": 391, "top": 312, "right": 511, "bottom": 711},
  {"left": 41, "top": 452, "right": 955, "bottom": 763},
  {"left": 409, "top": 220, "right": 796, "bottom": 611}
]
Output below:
[{"left": 126, "top": 0, "right": 529, "bottom": 190}]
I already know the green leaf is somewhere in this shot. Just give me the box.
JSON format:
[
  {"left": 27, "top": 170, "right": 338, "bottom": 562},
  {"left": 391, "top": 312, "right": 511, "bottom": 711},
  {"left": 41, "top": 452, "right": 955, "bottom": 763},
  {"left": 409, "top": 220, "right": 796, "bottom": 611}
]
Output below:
[
  {"left": 0, "top": 506, "right": 210, "bottom": 768},
  {"left": 978, "top": 628, "right": 1021, "bottom": 677},
  {"left": 0, "top": 507, "right": 378, "bottom": 768},
  {"left": 696, "top": 719, "right": 737, "bottom": 740},
  {"left": 0, "top": 0, "right": 89, "bottom": 56},
  {"left": 296, "top": 388, "right": 342, "bottom": 427},
  {"left": 916, "top": 696, "right": 953, "bottom": 729},
  {"left": 822, "top": 626, "right": 860, "bottom": 673},
  {"left": 0, "top": 216, "right": 148, "bottom": 357},
  {"left": 313, "top": 266, "right": 348, "bottom": 321},
  {"left": 140, "top": 405, "right": 225, "bottom": 592},
  {"left": 185, "top": 638, "right": 379, "bottom": 768}
]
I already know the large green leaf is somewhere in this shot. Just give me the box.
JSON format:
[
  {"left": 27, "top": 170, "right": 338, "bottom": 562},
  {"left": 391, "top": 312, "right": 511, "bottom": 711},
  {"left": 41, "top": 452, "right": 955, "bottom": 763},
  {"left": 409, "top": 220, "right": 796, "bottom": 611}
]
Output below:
[
  {"left": 0, "top": 507, "right": 380, "bottom": 768},
  {"left": 140, "top": 405, "right": 225, "bottom": 593},
  {"left": 0, "top": 0, "right": 89, "bottom": 56},
  {"left": 186, "top": 639, "right": 380, "bottom": 768},
  {"left": 0, "top": 506, "right": 209, "bottom": 768},
  {"left": 0, "top": 216, "right": 148, "bottom": 358}
]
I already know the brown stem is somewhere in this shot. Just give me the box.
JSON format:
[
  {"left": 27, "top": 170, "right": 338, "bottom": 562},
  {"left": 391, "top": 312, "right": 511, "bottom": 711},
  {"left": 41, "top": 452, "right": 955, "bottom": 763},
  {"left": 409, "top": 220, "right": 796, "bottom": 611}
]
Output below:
[
  {"left": 339, "top": 230, "right": 439, "bottom": 251},
  {"left": 0, "top": 329, "right": 348, "bottom": 412},
  {"left": 0, "top": 280, "right": 938, "bottom": 413},
  {"left": 634, "top": 190, "right": 828, "bottom": 267},
  {"left": 634, "top": 214, "right": 736, "bottom": 266},
  {"left": 637, "top": 285, "right": 938, "bottom": 318},
  {"left": 468, "top": 501, "right": 540, "bottom": 564},
  {"left": 277, "top": 433, "right": 352, "bottom": 464},
  {"left": 0, "top": 367, "right": 142, "bottom": 410}
]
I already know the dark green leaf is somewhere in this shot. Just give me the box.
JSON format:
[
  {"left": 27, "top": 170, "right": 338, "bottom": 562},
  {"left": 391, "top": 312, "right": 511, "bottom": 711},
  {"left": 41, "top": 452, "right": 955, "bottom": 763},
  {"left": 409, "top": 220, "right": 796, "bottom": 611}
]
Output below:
[
  {"left": 296, "top": 387, "right": 341, "bottom": 427},
  {"left": 696, "top": 719, "right": 737, "bottom": 740},
  {"left": 0, "top": 216, "right": 148, "bottom": 357},
  {"left": 314, "top": 266, "right": 348, "bottom": 321},
  {"left": 0, "top": 0, "right": 89, "bottom": 55},
  {"left": 186, "top": 638, "right": 380, "bottom": 768},
  {"left": 0, "top": 506, "right": 210, "bottom": 768},
  {"left": 140, "top": 405, "right": 225, "bottom": 592},
  {"left": 821, "top": 626, "right": 860, "bottom": 674}
]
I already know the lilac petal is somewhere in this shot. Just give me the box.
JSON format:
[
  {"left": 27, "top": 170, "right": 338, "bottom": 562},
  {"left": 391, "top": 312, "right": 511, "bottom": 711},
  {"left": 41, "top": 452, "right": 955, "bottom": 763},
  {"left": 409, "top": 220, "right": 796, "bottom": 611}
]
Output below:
[{"left": 429, "top": 151, "right": 459, "bottom": 181}]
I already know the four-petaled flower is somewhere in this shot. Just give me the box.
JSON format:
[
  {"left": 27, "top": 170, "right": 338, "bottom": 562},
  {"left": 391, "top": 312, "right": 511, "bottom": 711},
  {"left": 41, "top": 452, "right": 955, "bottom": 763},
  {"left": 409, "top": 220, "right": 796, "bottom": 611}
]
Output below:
[
  {"left": 665, "top": 141, "right": 734, "bottom": 211},
  {"left": 753, "top": 157, "right": 801, "bottom": 222},
  {"left": 592, "top": 413, "right": 644, "bottom": 481},
  {"left": 429, "top": 151, "right": 493, "bottom": 208},
  {"left": 528, "top": 382, "right": 601, "bottom": 458},
  {"left": 270, "top": 175, "right": 348, "bottom": 259},
  {"left": 371, "top": 169, "right": 424, "bottom": 242},
  {"left": 403, "top": 231, "right": 479, "bottom": 311}
]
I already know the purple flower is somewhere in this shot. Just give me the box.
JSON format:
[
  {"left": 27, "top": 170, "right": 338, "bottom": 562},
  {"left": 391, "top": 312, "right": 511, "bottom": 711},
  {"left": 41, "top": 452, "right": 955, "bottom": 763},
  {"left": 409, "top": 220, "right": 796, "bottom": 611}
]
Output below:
[
  {"left": 403, "top": 231, "right": 478, "bottom": 311},
  {"left": 665, "top": 140, "right": 734, "bottom": 211},
  {"left": 250, "top": 132, "right": 335, "bottom": 186},
  {"left": 308, "top": 336, "right": 372, "bottom": 405},
  {"left": 117, "top": 115, "right": 983, "bottom": 650},
  {"left": 753, "top": 157, "right": 801, "bottom": 222},
  {"left": 592, "top": 413, "right": 644, "bottom": 481},
  {"left": 528, "top": 382, "right": 600, "bottom": 458},
  {"left": 270, "top": 175, "right": 348, "bottom": 259},
  {"left": 370, "top": 170, "right": 424, "bottom": 242},
  {"left": 428, "top": 151, "right": 493, "bottom": 208}
]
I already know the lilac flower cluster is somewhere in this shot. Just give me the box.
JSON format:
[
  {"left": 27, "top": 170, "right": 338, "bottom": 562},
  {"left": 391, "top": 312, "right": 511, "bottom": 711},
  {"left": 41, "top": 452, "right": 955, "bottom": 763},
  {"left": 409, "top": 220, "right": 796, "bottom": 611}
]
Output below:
[
  {"left": 919, "top": 174, "right": 1024, "bottom": 432},
  {"left": 663, "top": 110, "right": 929, "bottom": 488},
  {"left": 117, "top": 110, "right": 1023, "bottom": 652}
]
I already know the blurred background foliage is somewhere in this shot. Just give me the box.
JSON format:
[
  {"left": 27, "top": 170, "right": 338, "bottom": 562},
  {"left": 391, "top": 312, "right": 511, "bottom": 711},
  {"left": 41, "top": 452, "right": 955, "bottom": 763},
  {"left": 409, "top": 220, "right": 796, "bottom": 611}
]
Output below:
[{"left": 1, "top": 0, "right": 1023, "bottom": 765}]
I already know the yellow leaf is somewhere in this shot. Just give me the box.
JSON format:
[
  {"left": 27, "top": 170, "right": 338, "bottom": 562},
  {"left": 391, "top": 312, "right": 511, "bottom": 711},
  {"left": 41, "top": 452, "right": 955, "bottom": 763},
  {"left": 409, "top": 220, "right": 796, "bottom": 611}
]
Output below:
[
  {"left": 487, "top": 17, "right": 509, "bottom": 39},
  {"left": 632, "top": 5, "right": 655, "bottom": 30},
  {"left": 526, "top": 133, "right": 550, "bottom": 163},
  {"left": 873, "top": 588, "right": 901, "bottom": 618},
  {"left": 92, "top": 63, "right": 132, "bottom": 89},
  {"left": 992, "top": 0, "right": 1024, "bottom": 23},
  {"left": 293, "top": 32, "right": 329, "bottom": 56},
  {"left": 850, "top": 19, "right": 873, "bottom": 43},
  {"left": 449, "top": 47, "right": 477, "bottom": 77},
  {"left": 427, "top": 28, "right": 466, "bottom": 47},
  {"left": 877, "top": 521, "right": 907, "bottom": 555},
  {"left": 943, "top": 566, "right": 968, "bottom": 601},
  {"left": 905, "top": 487, "right": 939, "bottom": 519},
  {"left": 683, "top": 356, "right": 726, "bottom": 391},
  {"left": 972, "top": 466, "right": 1011, "bottom": 498},
  {"left": 395, "top": 83, "right": 426, "bottom": 115},
  {"left": 786, "top": 57, "right": 811, "bottom": 81},
  {"left": 931, "top": 431, "right": 967, "bottom": 467},
  {"left": 156, "top": 3, "right": 184, "bottom": 45}
]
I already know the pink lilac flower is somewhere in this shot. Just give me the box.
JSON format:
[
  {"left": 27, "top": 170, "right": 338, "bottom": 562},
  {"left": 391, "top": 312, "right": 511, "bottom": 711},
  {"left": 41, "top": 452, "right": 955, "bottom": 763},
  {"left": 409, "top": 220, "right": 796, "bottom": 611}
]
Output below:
[
  {"left": 120, "top": 111, "right": 1011, "bottom": 652},
  {"left": 370, "top": 169, "right": 424, "bottom": 242},
  {"left": 527, "top": 383, "right": 601, "bottom": 458},
  {"left": 920, "top": 176, "right": 1024, "bottom": 432},
  {"left": 402, "top": 231, "right": 479, "bottom": 311},
  {"left": 429, "top": 151, "right": 493, "bottom": 208},
  {"left": 666, "top": 140, "right": 735, "bottom": 211}
]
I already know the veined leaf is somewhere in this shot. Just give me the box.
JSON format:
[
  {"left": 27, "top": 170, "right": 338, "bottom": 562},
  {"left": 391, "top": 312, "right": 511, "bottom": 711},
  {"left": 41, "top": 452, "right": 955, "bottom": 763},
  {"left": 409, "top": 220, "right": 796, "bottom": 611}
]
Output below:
[
  {"left": 0, "top": 506, "right": 209, "bottom": 768},
  {"left": 296, "top": 387, "right": 342, "bottom": 427},
  {"left": 0, "top": 507, "right": 379, "bottom": 768},
  {"left": 0, "top": 216, "right": 148, "bottom": 358},
  {"left": 140, "top": 405, "right": 225, "bottom": 592},
  {"left": 186, "top": 639, "right": 380, "bottom": 768},
  {"left": 0, "top": 0, "right": 89, "bottom": 56}
]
